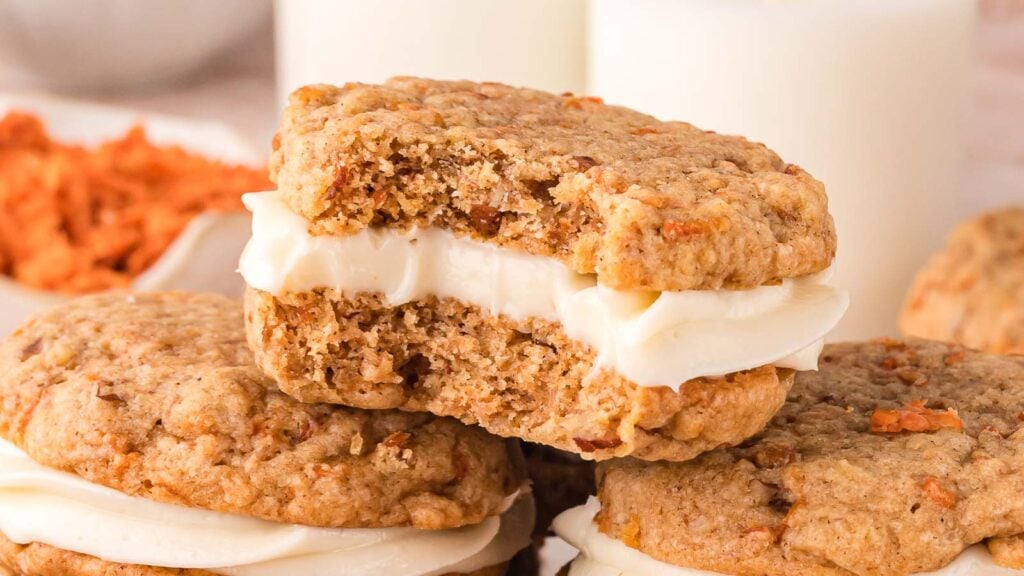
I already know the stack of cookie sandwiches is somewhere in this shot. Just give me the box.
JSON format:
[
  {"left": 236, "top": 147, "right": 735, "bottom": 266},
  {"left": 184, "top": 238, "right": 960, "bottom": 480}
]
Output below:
[
  {"left": 240, "top": 77, "right": 848, "bottom": 465},
  {"left": 0, "top": 293, "right": 533, "bottom": 576},
  {"left": 554, "top": 339, "right": 1024, "bottom": 575}
]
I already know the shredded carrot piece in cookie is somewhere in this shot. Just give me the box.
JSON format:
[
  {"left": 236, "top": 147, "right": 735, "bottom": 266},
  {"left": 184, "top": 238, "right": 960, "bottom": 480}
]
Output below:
[
  {"left": 921, "top": 476, "right": 957, "bottom": 508},
  {"left": 870, "top": 400, "right": 964, "bottom": 434},
  {"left": 0, "top": 111, "right": 270, "bottom": 293}
]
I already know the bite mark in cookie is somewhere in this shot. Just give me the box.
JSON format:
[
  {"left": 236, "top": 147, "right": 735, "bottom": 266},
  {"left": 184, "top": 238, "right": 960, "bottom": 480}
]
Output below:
[{"left": 271, "top": 78, "right": 837, "bottom": 292}]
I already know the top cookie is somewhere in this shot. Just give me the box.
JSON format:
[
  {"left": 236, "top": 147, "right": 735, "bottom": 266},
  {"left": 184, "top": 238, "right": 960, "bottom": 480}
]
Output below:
[
  {"left": 271, "top": 77, "right": 836, "bottom": 291},
  {"left": 901, "top": 207, "right": 1024, "bottom": 354},
  {"left": 0, "top": 292, "right": 522, "bottom": 530},
  {"left": 596, "top": 339, "right": 1024, "bottom": 575}
]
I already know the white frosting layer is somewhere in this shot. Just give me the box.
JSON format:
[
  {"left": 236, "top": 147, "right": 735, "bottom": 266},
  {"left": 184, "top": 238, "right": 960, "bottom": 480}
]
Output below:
[
  {"left": 0, "top": 439, "right": 532, "bottom": 576},
  {"left": 553, "top": 499, "right": 1022, "bottom": 576},
  {"left": 239, "top": 192, "right": 849, "bottom": 389}
]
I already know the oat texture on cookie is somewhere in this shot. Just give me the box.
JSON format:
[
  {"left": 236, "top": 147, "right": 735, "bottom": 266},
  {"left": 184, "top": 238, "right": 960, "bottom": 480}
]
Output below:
[
  {"left": 271, "top": 78, "right": 836, "bottom": 291},
  {"left": 595, "top": 339, "right": 1024, "bottom": 576},
  {"left": 0, "top": 292, "right": 522, "bottom": 531}
]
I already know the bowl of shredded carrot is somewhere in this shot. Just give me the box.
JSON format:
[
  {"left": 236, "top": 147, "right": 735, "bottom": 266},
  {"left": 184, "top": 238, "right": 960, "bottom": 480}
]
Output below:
[{"left": 0, "top": 95, "right": 271, "bottom": 334}]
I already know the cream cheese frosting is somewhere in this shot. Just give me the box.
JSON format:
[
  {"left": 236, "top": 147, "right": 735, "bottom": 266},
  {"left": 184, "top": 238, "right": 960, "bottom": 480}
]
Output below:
[
  {"left": 553, "top": 499, "right": 1022, "bottom": 576},
  {"left": 0, "top": 439, "right": 532, "bottom": 576},
  {"left": 239, "top": 192, "right": 849, "bottom": 389}
]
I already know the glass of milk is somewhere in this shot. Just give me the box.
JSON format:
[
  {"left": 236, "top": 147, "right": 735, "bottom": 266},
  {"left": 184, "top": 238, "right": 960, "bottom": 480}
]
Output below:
[
  {"left": 275, "top": 0, "right": 586, "bottom": 107},
  {"left": 589, "top": 0, "right": 977, "bottom": 340}
]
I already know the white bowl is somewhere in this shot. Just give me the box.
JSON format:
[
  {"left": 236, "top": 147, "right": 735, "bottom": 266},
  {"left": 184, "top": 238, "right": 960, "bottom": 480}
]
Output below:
[
  {"left": 0, "top": 0, "right": 271, "bottom": 89},
  {"left": 0, "top": 94, "right": 263, "bottom": 335}
]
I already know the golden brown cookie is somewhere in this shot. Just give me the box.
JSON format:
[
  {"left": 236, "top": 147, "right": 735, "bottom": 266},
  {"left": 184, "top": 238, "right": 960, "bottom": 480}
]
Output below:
[
  {"left": 272, "top": 78, "right": 836, "bottom": 292},
  {"left": 0, "top": 292, "right": 532, "bottom": 575},
  {"left": 245, "top": 288, "right": 796, "bottom": 462},
  {"left": 901, "top": 207, "right": 1024, "bottom": 354},
  {"left": 569, "top": 339, "right": 1024, "bottom": 575},
  {"left": 0, "top": 292, "right": 521, "bottom": 530}
]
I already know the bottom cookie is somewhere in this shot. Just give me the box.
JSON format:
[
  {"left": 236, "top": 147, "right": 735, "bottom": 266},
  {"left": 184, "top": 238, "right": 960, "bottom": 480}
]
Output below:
[
  {"left": 0, "top": 533, "right": 515, "bottom": 576},
  {"left": 0, "top": 293, "right": 533, "bottom": 576},
  {"left": 554, "top": 339, "right": 1024, "bottom": 575},
  {"left": 555, "top": 499, "right": 1023, "bottom": 576}
]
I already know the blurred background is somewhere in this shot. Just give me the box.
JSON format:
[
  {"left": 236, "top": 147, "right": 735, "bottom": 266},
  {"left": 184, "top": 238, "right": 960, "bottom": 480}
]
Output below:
[{"left": 0, "top": 0, "right": 1020, "bottom": 340}]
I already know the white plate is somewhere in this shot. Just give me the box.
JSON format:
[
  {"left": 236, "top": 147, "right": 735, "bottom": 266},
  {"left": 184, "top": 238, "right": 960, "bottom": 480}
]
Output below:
[{"left": 0, "top": 94, "right": 264, "bottom": 335}]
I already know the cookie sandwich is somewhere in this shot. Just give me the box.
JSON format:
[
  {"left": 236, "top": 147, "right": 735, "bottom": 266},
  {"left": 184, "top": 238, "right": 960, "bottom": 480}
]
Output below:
[
  {"left": 902, "top": 207, "right": 1024, "bottom": 355},
  {"left": 240, "top": 77, "right": 849, "bottom": 461},
  {"left": 0, "top": 292, "right": 531, "bottom": 576},
  {"left": 554, "top": 339, "right": 1024, "bottom": 575}
]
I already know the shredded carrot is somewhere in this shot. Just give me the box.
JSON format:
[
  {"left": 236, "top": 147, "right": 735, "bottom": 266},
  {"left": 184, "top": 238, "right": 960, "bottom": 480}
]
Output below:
[
  {"left": 0, "top": 111, "right": 270, "bottom": 293},
  {"left": 920, "top": 476, "right": 957, "bottom": 508},
  {"left": 870, "top": 400, "right": 964, "bottom": 434}
]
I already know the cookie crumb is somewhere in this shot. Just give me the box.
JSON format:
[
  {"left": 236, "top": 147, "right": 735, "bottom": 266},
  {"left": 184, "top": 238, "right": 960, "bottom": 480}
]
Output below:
[{"left": 348, "top": 432, "right": 365, "bottom": 455}]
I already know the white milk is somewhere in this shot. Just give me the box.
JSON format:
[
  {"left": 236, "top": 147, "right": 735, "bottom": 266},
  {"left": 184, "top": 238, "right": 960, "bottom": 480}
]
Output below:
[
  {"left": 274, "top": 0, "right": 586, "bottom": 107},
  {"left": 588, "top": 0, "right": 977, "bottom": 339}
]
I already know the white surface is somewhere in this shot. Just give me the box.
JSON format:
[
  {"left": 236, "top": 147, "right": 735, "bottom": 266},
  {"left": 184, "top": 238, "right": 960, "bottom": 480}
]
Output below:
[
  {"left": 240, "top": 192, "right": 848, "bottom": 389},
  {"left": 0, "top": 440, "right": 532, "bottom": 576},
  {"left": 0, "top": 0, "right": 271, "bottom": 89},
  {"left": 0, "top": 94, "right": 262, "bottom": 335},
  {"left": 588, "top": 0, "right": 977, "bottom": 340},
  {"left": 274, "top": 0, "right": 586, "bottom": 107},
  {"left": 552, "top": 499, "right": 1024, "bottom": 576}
]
